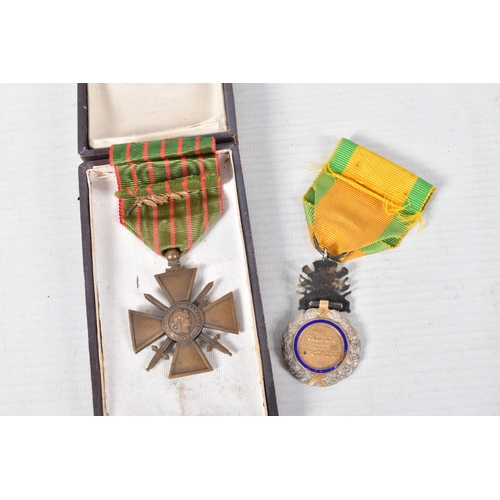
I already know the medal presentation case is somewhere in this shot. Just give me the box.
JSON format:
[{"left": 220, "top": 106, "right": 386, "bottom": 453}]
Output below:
[{"left": 78, "top": 83, "right": 278, "bottom": 416}]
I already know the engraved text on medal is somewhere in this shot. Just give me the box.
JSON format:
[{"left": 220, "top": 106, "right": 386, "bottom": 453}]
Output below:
[{"left": 297, "top": 323, "right": 345, "bottom": 370}]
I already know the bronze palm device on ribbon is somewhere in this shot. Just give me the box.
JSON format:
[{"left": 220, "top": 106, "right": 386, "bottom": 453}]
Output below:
[
  {"left": 283, "top": 138, "right": 436, "bottom": 387},
  {"left": 111, "top": 136, "right": 239, "bottom": 379}
]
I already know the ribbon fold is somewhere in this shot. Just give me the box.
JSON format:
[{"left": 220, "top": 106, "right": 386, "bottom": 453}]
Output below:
[
  {"left": 303, "top": 138, "right": 435, "bottom": 261},
  {"left": 111, "top": 136, "right": 223, "bottom": 255}
]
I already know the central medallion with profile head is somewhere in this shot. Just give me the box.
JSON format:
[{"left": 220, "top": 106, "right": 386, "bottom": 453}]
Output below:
[
  {"left": 163, "top": 301, "right": 204, "bottom": 342},
  {"left": 128, "top": 262, "right": 239, "bottom": 379}
]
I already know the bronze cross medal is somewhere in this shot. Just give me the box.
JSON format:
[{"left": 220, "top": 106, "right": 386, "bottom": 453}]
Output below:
[{"left": 129, "top": 249, "right": 239, "bottom": 379}]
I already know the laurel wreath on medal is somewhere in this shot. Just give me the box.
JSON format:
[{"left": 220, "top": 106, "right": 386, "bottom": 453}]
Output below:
[{"left": 282, "top": 308, "right": 361, "bottom": 387}]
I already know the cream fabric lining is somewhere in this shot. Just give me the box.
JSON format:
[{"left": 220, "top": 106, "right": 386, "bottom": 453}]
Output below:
[{"left": 88, "top": 83, "right": 228, "bottom": 149}]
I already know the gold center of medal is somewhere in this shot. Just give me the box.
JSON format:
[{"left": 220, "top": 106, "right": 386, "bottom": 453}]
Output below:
[
  {"left": 163, "top": 301, "right": 204, "bottom": 342},
  {"left": 297, "top": 322, "right": 345, "bottom": 370}
]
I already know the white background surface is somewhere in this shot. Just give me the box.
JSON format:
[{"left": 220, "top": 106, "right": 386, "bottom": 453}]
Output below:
[{"left": 1, "top": 84, "right": 499, "bottom": 416}]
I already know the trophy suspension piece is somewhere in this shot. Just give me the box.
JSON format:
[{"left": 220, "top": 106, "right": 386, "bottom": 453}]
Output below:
[{"left": 282, "top": 249, "right": 360, "bottom": 387}]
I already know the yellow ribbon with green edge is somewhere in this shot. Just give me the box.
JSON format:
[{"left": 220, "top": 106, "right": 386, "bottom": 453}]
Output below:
[{"left": 303, "top": 138, "right": 436, "bottom": 262}]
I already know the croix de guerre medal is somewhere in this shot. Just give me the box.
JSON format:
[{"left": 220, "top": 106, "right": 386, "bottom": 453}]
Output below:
[
  {"left": 283, "top": 138, "right": 436, "bottom": 387},
  {"left": 110, "top": 136, "right": 239, "bottom": 379}
]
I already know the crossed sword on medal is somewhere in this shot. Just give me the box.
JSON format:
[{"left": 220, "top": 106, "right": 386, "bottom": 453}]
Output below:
[
  {"left": 129, "top": 265, "right": 239, "bottom": 378},
  {"left": 144, "top": 282, "right": 231, "bottom": 371}
]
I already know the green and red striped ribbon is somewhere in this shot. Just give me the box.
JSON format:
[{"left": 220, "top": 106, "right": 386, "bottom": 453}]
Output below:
[{"left": 111, "top": 137, "right": 223, "bottom": 255}]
